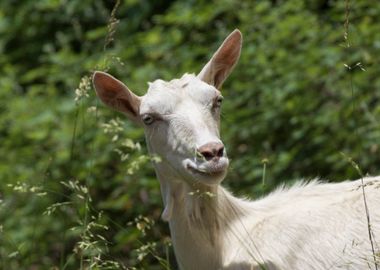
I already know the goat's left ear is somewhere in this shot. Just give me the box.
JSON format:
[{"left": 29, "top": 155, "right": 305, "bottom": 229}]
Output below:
[{"left": 198, "top": 29, "right": 242, "bottom": 89}]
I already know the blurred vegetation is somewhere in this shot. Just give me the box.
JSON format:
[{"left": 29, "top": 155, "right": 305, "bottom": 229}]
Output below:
[{"left": 0, "top": 0, "right": 379, "bottom": 269}]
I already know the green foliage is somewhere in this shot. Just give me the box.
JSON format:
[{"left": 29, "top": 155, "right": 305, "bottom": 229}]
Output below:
[{"left": 0, "top": 0, "right": 379, "bottom": 269}]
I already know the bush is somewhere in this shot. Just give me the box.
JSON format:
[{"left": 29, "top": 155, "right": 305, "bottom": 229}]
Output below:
[{"left": 0, "top": 0, "right": 379, "bottom": 268}]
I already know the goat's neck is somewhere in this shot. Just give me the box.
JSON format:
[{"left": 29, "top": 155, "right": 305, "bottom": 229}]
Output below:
[{"left": 155, "top": 165, "right": 247, "bottom": 269}]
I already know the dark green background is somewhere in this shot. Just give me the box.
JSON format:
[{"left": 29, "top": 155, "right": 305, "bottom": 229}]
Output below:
[{"left": 1, "top": 0, "right": 379, "bottom": 269}]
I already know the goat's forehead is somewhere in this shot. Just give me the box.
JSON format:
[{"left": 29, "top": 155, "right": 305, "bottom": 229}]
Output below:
[{"left": 140, "top": 74, "right": 218, "bottom": 113}]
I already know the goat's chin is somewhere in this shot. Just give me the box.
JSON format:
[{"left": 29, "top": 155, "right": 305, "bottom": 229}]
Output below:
[{"left": 182, "top": 158, "right": 229, "bottom": 185}]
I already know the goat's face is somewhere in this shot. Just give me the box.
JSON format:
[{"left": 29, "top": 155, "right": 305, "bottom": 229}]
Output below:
[
  {"left": 93, "top": 29, "right": 242, "bottom": 185},
  {"left": 139, "top": 74, "right": 228, "bottom": 184}
]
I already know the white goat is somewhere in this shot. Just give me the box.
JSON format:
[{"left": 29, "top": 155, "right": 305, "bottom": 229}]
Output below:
[{"left": 93, "top": 30, "right": 380, "bottom": 270}]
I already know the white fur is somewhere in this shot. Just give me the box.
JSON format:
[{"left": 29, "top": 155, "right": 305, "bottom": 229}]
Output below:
[
  {"left": 93, "top": 30, "right": 380, "bottom": 270},
  {"left": 142, "top": 74, "right": 380, "bottom": 270}
]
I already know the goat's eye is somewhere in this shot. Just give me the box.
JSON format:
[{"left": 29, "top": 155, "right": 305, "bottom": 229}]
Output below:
[
  {"left": 142, "top": 114, "right": 155, "bottom": 125},
  {"left": 213, "top": 96, "right": 224, "bottom": 108}
]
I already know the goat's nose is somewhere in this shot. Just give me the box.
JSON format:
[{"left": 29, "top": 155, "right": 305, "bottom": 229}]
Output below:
[{"left": 197, "top": 142, "right": 225, "bottom": 161}]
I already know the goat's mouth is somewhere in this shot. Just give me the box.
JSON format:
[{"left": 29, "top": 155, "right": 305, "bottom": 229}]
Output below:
[{"left": 183, "top": 158, "right": 229, "bottom": 182}]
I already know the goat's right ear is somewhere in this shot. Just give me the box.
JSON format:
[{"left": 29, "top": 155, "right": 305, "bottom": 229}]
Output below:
[{"left": 93, "top": 71, "right": 141, "bottom": 124}]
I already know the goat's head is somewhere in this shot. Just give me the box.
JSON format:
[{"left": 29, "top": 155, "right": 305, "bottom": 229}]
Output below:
[{"left": 93, "top": 30, "right": 242, "bottom": 186}]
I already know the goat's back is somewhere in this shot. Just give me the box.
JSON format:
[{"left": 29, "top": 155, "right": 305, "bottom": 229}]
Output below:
[{"left": 224, "top": 177, "right": 380, "bottom": 270}]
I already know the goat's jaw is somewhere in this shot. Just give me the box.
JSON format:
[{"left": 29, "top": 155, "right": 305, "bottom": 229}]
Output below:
[{"left": 183, "top": 157, "right": 229, "bottom": 185}]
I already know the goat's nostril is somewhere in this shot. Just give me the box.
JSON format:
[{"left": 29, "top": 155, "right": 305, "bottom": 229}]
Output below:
[
  {"left": 201, "top": 151, "right": 214, "bottom": 161},
  {"left": 217, "top": 146, "right": 224, "bottom": 157},
  {"left": 198, "top": 142, "right": 225, "bottom": 161}
]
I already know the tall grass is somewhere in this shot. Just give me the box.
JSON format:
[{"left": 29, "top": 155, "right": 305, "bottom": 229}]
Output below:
[{"left": 342, "top": 0, "right": 378, "bottom": 268}]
